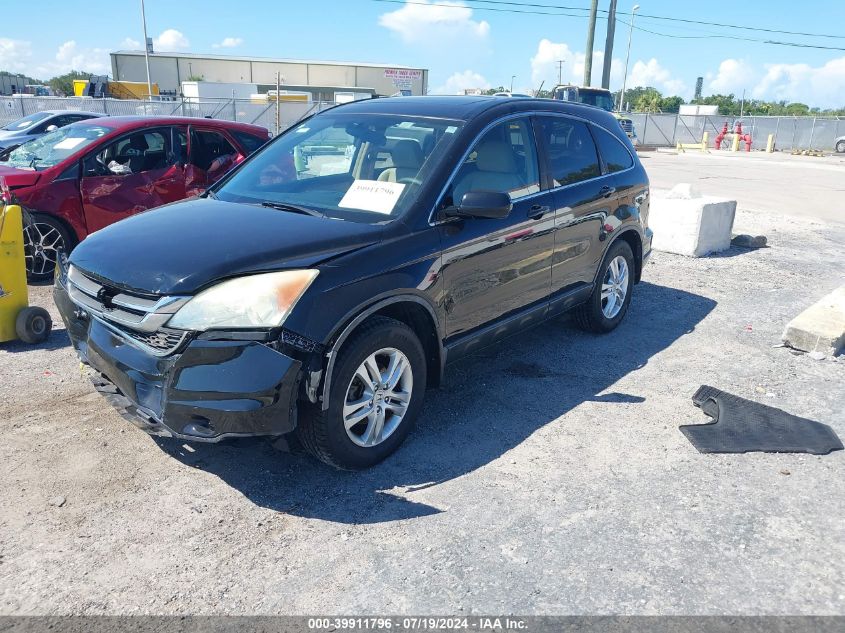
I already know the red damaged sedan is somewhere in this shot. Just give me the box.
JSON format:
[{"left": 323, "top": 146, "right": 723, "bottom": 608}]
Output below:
[{"left": 0, "top": 116, "right": 268, "bottom": 280}]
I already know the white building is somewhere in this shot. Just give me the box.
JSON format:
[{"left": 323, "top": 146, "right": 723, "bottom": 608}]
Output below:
[{"left": 110, "top": 51, "right": 428, "bottom": 100}]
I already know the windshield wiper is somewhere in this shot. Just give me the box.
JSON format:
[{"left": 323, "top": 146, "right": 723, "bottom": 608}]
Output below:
[{"left": 260, "top": 201, "right": 325, "bottom": 218}]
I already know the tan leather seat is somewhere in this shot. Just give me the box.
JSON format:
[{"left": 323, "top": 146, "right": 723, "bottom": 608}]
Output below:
[
  {"left": 378, "top": 139, "right": 423, "bottom": 182},
  {"left": 452, "top": 140, "right": 526, "bottom": 203}
]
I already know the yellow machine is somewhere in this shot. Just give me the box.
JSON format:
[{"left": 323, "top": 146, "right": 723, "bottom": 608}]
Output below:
[
  {"left": 73, "top": 79, "right": 160, "bottom": 99},
  {"left": 0, "top": 204, "right": 52, "bottom": 344}
]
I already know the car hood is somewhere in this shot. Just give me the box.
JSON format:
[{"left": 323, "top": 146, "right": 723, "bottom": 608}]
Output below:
[
  {"left": 0, "top": 165, "right": 41, "bottom": 187},
  {"left": 70, "top": 198, "right": 386, "bottom": 295}
]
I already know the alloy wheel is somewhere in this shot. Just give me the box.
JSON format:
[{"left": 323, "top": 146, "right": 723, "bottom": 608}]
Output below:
[
  {"left": 343, "top": 347, "right": 413, "bottom": 448},
  {"left": 23, "top": 221, "right": 65, "bottom": 277},
  {"left": 601, "top": 255, "right": 629, "bottom": 319}
]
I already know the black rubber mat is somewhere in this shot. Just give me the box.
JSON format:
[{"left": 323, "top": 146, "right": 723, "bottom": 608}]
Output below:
[{"left": 680, "top": 385, "right": 843, "bottom": 454}]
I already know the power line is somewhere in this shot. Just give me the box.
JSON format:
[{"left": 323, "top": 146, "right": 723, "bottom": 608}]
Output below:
[
  {"left": 459, "top": 0, "right": 845, "bottom": 40},
  {"left": 370, "top": 0, "right": 845, "bottom": 51}
]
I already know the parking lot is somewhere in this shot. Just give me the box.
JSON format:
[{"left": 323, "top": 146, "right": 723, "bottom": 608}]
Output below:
[{"left": 1, "top": 152, "right": 843, "bottom": 614}]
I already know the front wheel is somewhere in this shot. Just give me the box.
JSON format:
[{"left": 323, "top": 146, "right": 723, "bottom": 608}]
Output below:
[
  {"left": 574, "top": 240, "right": 635, "bottom": 333},
  {"left": 23, "top": 213, "right": 74, "bottom": 282},
  {"left": 297, "top": 315, "right": 427, "bottom": 469},
  {"left": 836, "top": 140, "right": 845, "bottom": 154}
]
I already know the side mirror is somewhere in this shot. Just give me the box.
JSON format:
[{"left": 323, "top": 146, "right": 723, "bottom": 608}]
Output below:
[
  {"left": 45, "top": 125, "right": 58, "bottom": 133},
  {"left": 445, "top": 191, "right": 512, "bottom": 220}
]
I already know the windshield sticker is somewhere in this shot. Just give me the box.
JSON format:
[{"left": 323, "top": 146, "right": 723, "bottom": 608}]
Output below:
[
  {"left": 53, "top": 137, "right": 86, "bottom": 150},
  {"left": 338, "top": 180, "right": 405, "bottom": 215},
  {"left": 445, "top": 126, "right": 458, "bottom": 134}
]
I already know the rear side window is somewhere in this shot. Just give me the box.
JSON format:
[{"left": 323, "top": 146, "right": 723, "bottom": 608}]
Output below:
[
  {"left": 232, "top": 131, "right": 267, "bottom": 155},
  {"left": 191, "top": 129, "right": 238, "bottom": 170},
  {"left": 536, "top": 117, "right": 601, "bottom": 187},
  {"left": 593, "top": 125, "right": 634, "bottom": 173}
]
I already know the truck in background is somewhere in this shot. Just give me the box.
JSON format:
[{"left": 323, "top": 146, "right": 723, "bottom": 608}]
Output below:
[{"left": 552, "top": 84, "right": 637, "bottom": 142}]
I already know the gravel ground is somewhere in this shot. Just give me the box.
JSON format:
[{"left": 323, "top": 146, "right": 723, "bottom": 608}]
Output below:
[{"left": 1, "top": 168, "right": 844, "bottom": 614}]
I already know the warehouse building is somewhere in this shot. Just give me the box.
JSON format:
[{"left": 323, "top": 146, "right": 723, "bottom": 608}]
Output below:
[{"left": 110, "top": 51, "right": 428, "bottom": 100}]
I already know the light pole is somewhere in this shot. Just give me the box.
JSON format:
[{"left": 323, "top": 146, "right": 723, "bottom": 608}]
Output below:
[
  {"left": 510, "top": 75, "right": 516, "bottom": 93},
  {"left": 140, "top": 0, "right": 153, "bottom": 100},
  {"left": 618, "top": 3, "right": 640, "bottom": 112}
]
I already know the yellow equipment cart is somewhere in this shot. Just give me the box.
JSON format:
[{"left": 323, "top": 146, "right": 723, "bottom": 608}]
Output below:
[{"left": 0, "top": 204, "right": 52, "bottom": 344}]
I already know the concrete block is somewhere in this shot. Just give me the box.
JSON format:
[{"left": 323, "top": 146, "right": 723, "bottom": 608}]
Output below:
[
  {"left": 782, "top": 286, "right": 845, "bottom": 355},
  {"left": 649, "top": 184, "right": 737, "bottom": 257}
]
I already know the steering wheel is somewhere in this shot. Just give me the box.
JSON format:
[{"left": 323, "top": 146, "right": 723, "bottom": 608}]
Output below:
[{"left": 398, "top": 177, "right": 422, "bottom": 187}]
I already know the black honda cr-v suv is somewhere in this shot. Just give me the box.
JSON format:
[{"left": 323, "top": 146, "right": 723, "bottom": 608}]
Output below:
[{"left": 55, "top": 96, "right": 652, "bottom": 469}]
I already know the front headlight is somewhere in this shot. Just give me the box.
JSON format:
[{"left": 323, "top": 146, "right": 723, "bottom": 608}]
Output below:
[{"left": 167, "top": 270, "right": 318, "bottom": 331}]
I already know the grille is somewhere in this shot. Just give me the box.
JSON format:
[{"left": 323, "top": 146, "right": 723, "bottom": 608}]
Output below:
[
  {"left": 65, "top": 265, "right": 190, "bottom": 356},
  {"left": 122, "top": 327, "right": 189, "bottom": 354},
  {"left": 618, "top": 119, "right": 634, "bottom": 133}
]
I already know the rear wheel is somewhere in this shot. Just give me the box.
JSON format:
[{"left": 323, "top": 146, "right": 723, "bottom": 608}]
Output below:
[
  {"left": 23, "top": 213, "right": 74, "bottom": 282},
  {"left": 836, "top": 140, "right": 845, "bottom": 154},
  {"left": 575, "top": 240, "right": 635, "bottom": 333},
  {"left": 297, "top": 315, "right": 427, "bottom": 470}
]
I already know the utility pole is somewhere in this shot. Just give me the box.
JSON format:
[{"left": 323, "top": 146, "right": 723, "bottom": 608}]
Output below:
[
  {"left": 140, "top": 0, "right": 153, "bottom": 100},
  {"left": 583, "top": 0, "right": 599, "bottom": 86},
  {"left": 618, "top": 3, "right": 640, "bottom": 111},
  {"left": 275, "top": 72, "right": 281, "bottom": 136},
  {"left": 601, "top": 0, "right": 618, "bottom": 89},
  {"left": 740, "top": 88, "right": 746, "bottom": 119},
  {"left": 510, "top": 75, "right": 516, "bottom": 92},
  {"left": 557, "top": 60, "right": 564, "bottom": 84}
]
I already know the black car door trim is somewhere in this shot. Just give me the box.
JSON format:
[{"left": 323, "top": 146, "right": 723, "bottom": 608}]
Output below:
[{"left": 444, "top": 282, "right": 593, "bottom": 363}]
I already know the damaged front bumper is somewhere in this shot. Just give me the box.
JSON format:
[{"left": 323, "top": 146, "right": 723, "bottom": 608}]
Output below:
[{"left": 54, "top": 264, "right": 302, "bottom": 442}]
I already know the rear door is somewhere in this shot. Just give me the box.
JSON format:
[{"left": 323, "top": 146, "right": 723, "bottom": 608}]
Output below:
[
  {"left": 80, "top": 126, "right": 186, "bottom": 233},
  {"left": 185, "top": 127, "right": 243, "bottom": 196},
  {"left": 534, "top": 115, "right": 614, "bottom": 303}
]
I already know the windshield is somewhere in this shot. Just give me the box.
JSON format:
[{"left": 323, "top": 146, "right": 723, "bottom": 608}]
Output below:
[
  {"left": 214, "top": 113, "right": 464, "bottom": 222},
  {"left": 1, "top": 123, "right": 110, "bottom": 171},
  {"left": 1, "top": 111, "right": 52, "bottom": 132}
]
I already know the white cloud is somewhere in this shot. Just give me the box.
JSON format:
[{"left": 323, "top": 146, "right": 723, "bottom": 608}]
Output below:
[
  {"left": 752, "top": 57, "right": 845, "bottom": 108},
  {"left": 707, "top": 58, "right": 755, "bottom": 95},
  {"left": 153, "top": 29, "right": 189, "bottom": 51},
  {"left": 529, "top": 39, "right": 627, "bottom": 92},
  {"left": 43, "top": 40, "right": 110, "bottom": 74},
  {"left": 120, "top": 37, "right": 141, "bottom": 49},
  {"left": 432, "top": 69, "right": 490, "bottom": 95},
  {"left": 379, "top": 0, "right": 489, "bottom": 44},
  {"left": 212, "top": 37, "right": 243, "bottom": 49},
  {"left": 0, "top": 38, "right": 33, "bottom": 73},
  {"left": 628, "top": 58, "right": 687, "bottom": 97}
]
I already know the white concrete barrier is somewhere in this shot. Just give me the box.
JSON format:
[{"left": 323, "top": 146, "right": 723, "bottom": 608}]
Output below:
[{"left": 649, "top": 184, "right": 737, "bottom": 257}]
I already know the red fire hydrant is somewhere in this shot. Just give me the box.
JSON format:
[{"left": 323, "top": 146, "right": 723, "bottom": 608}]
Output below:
[
  {"left": 734, "top": 122, "right": 753, "bottom": 151},
  {"left": 714, "top": 121, "right": 729, "bottom": 149}
]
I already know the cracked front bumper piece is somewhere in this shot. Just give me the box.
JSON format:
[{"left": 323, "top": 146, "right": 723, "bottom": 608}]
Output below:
[{"left": 54, "top": 271, "right": 302, "bottom": 442}]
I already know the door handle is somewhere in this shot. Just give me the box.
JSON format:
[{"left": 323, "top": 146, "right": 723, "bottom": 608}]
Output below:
[
  {"left": 600, "top": 186, "right": 616, "bottom": 198},
  {"left": 527, "top": 204, "right": 551, "bottom": 220}
]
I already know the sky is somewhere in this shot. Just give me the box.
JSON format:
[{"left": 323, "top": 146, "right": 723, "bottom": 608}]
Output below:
[{"left": 1, "top": 0, "right": 844, "bottom": 108}]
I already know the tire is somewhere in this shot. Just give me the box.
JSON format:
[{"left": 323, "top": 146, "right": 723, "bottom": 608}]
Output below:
[
  {"left": 574, "top": 239, "right": 635, "bottom": 333},
  {"left": 23, "top": 213, "right": 74, "bottom": 282},
  {"left": 836, "top": 140, "right": 845, "bottom": 154},
  {"left": 15, "top": 306, "right": 52, "bottom": 344},
  {"left": 297, "top": 315, "right": 427, "bottom": 470}
]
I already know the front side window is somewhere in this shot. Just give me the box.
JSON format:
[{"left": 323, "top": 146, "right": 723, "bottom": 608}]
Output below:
[
  {"left": 448, "top": 118, "right": 540, "bottom": 205},
  {"left": 2, "top": 124, "right": 110, "bottom": 171},
  {"left": 83, "top": 129, "right": 174, "bottom": 177},
  {"left": 536, "top": 117, "right": 601, "bottom": 187},
  {"left": 214, "top": 113, "right": 464, "bottom": 223}
]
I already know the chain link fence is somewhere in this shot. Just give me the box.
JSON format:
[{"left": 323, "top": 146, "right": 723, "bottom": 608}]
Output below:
[
  {"left": 0, "top": 95, "right": 339, "bottom": 136},
  {"left": 3, "top": 96, "right": 843, "bottom": 150},
  {"left": 629, "top": 112, "right": 844, "bottom": 151}
]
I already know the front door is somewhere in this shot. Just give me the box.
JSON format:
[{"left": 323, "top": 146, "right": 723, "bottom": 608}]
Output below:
[
  {"left": 438, "top": 117, "right": 556, "bottom": 340},
  {"left": 185, "top": 127, "right": 243, "bottom": 197},
  {"left": 80, "top": 127, "right": 185, "bottom": 233},
  {"left": 534, "top": 115, "right": 613, "bottom": 299}
]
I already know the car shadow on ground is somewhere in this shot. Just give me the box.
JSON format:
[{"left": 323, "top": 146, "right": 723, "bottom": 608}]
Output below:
[
  {"left": 0, "top": 327, "right": 70, "bottom": 353},
  {"left": 153, "top": 281, "right": 716, "bottom": 524}
]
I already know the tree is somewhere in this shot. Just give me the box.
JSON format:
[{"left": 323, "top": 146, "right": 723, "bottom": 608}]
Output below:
[
  {"left": 659, "top": 95, "right": 684, "bottom": 113},
  {"left": 47, "top": 70, "right": 93, "bottom": 97},
  {"left": 633, "top": 88, "right": 663, "bottom": 113}
]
